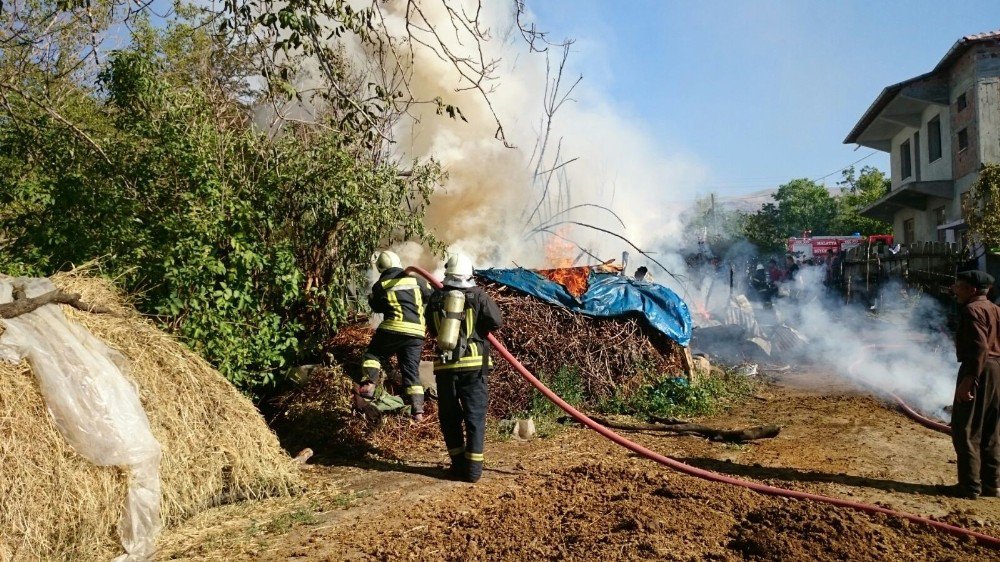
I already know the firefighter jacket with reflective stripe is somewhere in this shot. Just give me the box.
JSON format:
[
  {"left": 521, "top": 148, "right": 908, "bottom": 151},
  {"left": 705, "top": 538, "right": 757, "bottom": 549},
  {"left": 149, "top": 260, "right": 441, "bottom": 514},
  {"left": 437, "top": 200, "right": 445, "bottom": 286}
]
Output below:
[
  {"left": 426, "top": 284, "right": 503, "bottom": 372},
  {"left": 369, "top": 268, "right": 432, "bottom": 338}
]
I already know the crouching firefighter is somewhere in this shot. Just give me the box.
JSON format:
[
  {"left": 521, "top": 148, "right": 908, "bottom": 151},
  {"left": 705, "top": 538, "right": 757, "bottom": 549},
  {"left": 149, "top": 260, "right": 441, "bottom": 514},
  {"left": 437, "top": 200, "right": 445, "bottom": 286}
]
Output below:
[
  {"left": 426, "top": 253, "right": 503, "bottom": 482},
  {"left": 357, "top": 250, "right": 432, "bottom": 421}
]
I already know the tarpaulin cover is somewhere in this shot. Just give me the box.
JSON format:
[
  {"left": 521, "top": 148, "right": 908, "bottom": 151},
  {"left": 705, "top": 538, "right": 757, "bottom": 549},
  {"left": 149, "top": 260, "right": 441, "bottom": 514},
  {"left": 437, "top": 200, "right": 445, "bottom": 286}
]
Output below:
[
  {"left": 477, "top": 268, "right": 692, "bottom": 346},
  {"left": 0, "top": 278, "right": 162, "bottom": 561}
]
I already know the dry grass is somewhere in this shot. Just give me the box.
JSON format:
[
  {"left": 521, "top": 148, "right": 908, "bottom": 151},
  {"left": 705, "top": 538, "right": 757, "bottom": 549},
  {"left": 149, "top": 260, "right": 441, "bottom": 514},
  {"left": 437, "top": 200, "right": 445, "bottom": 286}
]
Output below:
[{"left": 0, "top": 270, "right": 302, "bottom": 561}]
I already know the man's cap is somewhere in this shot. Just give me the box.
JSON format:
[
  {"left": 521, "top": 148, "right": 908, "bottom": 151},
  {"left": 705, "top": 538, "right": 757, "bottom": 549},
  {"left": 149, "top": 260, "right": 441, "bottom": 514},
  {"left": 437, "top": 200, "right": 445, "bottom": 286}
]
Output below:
[{"left": 956, "top": 270, "right": 995, "bottom": 289}]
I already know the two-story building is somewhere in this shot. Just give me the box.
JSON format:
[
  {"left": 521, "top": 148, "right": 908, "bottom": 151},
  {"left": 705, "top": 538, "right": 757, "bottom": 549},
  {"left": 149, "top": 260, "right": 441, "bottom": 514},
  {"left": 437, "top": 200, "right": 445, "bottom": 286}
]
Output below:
[{"left": 844, "top": 31, "right": 1000, "bottom": 270}]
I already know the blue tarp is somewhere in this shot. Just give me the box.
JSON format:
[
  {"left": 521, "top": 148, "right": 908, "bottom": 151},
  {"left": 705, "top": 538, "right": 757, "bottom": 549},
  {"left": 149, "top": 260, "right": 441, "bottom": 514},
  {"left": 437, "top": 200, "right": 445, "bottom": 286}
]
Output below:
[{"left": 477, "top": 268, "right": 692, "bottom": 346}]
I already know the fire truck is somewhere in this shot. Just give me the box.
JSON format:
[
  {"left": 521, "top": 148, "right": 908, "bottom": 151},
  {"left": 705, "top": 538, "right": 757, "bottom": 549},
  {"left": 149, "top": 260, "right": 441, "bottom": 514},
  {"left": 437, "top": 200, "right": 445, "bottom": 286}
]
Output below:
[{"left": 786, "top": 233, "right": 894, "bottom": 260}]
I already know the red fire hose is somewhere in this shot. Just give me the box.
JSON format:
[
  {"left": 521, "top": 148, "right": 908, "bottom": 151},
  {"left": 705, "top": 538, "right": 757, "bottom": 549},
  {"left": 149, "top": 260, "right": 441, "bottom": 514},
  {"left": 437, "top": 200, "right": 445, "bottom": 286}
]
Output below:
[
  {"left": 407, "top": 266, "right": 1000, "bottom": 549},
  {"left": 848, "top": 346, "right": 952, "bottom": 435},
  {"left": 890, "top": 393, "right": 952, "bottom": 434}
]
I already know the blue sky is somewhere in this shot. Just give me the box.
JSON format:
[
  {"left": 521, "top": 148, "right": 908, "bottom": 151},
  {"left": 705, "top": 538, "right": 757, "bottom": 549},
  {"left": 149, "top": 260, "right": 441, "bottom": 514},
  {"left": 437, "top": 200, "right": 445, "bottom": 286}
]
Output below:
[{"left": 527, "top": 0, "right": 999, "bottom": 197}]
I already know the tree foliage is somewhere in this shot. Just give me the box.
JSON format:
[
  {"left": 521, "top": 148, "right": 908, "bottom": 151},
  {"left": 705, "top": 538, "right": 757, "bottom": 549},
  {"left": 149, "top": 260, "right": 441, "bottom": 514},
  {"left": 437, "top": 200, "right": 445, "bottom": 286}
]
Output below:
[
  {"left": 684, "top": 195, "right": 750, "bottom": 256},
  {"left": 771, "top": 178, "right": 838, "bottom": 238},
  {"left": 833, "top": 165, "right": 891, "bottom": 235},
  {"left": 741, "top": 203, "right": 785, "bottom": 252},
  {"left": 0, "top": 14, "right": 443, "bottom": 394},
  {"left": 736, "top": 170, "right": 892, "bottom": 252},
  {"left": 966, "top": 164, "right": 1000, "bottom": 254}
]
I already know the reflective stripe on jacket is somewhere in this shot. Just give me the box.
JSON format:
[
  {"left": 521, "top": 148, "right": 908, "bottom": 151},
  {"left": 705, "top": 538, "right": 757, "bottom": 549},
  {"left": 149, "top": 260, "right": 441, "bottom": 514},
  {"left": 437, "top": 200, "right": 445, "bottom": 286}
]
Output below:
[{"left": 369, "top": 268, "right": 431, "bottom": 337}]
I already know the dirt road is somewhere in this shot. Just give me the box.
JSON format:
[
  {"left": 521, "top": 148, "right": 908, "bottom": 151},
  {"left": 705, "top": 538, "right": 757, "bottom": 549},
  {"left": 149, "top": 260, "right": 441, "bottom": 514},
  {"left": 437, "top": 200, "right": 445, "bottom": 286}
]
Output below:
[{"left": 159, "top": 370, "right": 1000, "bottom": 561}]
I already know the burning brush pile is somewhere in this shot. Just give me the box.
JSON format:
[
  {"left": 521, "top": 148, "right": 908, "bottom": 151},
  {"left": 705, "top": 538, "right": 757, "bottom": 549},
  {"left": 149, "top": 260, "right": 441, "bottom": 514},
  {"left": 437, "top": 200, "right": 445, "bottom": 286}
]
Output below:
[
  {"left": 482, "top": 280, "right": 685, "bottom": 417},
  {"left": 272, "top": 268, "right": 686, "bottom": 460}
]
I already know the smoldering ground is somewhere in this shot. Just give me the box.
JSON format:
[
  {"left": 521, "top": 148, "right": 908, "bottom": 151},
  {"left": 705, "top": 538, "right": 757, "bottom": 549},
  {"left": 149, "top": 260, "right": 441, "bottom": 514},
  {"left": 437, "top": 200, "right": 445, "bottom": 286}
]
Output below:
[{"left": 689, "top": 259, "right": 958, "bottom": 422}]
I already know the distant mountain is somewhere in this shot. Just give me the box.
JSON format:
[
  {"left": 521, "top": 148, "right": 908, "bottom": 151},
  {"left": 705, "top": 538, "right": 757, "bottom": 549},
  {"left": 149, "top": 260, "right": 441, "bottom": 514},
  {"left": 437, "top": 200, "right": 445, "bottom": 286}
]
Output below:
[{"left": 716, "top": 186, "right": 841, "bottom": 213}]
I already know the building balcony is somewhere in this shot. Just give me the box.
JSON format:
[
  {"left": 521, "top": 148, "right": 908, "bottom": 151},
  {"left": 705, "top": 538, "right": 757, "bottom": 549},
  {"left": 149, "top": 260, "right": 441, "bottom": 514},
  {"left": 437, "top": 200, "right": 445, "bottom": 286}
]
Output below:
[{"left": 859, "top": 180, "right": 955, "bottom": 221}]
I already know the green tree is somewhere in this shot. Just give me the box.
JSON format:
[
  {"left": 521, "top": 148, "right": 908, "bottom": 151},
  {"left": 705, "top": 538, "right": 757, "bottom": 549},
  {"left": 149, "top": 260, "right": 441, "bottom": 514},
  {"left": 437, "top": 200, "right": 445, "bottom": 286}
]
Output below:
[
  {"left": 966, "top": 164, "right": 1000, "bottom": 254},
  {"left": 0, "top": 16, "right": 444, "bottom": 394},
  {"left": 833, "top": 165, "right": 892, "bottom": 235},
  {"left": 684, "top": 194, "right": 749, "bottom": 256},
  {"left": 741, "top": 203, "right": 784, "bottom": 252},
  {"left": 772, "top": 178, "right": 838, "bottom": 237}
]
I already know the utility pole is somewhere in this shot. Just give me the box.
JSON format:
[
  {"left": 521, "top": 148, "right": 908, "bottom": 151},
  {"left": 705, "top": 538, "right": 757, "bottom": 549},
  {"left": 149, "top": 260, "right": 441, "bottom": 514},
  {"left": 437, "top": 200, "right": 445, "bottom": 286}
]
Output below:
[{"left": 710, "top": 193, "right": 718, "bottom": 248}]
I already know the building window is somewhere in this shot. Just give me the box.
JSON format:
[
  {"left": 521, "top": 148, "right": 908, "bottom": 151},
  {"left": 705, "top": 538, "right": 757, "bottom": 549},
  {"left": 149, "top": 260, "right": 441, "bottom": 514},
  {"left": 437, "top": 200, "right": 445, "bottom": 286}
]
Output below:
[
  {"left": 935, "top": 206, "right": 946, "bottom": 242},
  {"left": 957, "top": 128, "right": 969, "bottom": 152},
  {"left": 903, "top": 218, "right": 915, "bottom": 244},
  {"left": 900, "top": 139, "right": 912, "bottom": 179},
  {"left": 957, "top": 92, "right": 968, "bottom": 111},
  {"left": 928, "top": 115, "right": 942, "bottom": 162}
]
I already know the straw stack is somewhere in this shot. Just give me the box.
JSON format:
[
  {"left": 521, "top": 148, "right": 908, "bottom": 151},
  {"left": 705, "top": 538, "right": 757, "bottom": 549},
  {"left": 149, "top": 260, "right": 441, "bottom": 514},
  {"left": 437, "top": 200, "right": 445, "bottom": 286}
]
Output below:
[{"left": 0, "top": 270, "right": 301, "bottom": 561}]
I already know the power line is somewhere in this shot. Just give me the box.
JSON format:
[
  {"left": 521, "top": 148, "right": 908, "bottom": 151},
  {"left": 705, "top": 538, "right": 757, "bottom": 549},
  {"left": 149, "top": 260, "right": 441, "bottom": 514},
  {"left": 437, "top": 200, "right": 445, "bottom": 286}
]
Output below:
[{"left": 810, "top": 151, "right": 879, "bottom": 183}]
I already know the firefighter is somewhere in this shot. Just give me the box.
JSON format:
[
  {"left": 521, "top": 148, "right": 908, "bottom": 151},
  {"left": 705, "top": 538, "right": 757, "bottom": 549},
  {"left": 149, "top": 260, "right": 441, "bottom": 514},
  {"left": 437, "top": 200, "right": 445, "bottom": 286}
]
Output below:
[
  {"left": 944, "top": 270, "right": 1000, "bottom": 499},
  {"left": 358, "top": 250, "right": 432, "bottom": 421},
  {"left": 425, "top": 253, "right": 503, "bottom": 483}
]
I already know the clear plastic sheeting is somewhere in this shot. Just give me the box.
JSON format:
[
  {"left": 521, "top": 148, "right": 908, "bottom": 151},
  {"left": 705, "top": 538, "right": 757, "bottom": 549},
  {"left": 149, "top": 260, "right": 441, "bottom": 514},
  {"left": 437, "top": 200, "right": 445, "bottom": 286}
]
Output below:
[{"left": 0, "top": 277, "right": 162, "bottom": 561}]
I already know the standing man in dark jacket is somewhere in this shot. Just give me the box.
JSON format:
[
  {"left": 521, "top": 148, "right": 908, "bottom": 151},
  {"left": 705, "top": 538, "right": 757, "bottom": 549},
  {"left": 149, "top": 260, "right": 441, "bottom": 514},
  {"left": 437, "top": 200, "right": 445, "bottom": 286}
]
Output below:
[
  {"left": 425, "top": 253, "right": 503, "bottom": 483},
  {"left": 358, "top": 250, "right": 432, "bottom": 421},
  {"left": 946, "top": 270, "right": 1000, "bottom": 499}
]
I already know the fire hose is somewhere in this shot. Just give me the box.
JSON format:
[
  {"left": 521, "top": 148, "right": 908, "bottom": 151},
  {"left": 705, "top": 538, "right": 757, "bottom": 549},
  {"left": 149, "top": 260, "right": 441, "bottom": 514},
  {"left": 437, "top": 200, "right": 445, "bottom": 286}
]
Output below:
[
  {"left": 406, "top": 266, "right": 1000, "bottom": 549},
  {"left": 849, "top": 345, "right": 952, "bottom": 435}
]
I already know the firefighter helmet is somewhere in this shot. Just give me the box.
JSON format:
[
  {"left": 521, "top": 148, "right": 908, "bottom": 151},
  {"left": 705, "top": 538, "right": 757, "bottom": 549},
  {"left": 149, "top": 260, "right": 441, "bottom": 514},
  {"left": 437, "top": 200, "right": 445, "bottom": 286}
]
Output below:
[
  {"left": 375, "top": 250, "right": 401, "bottom": 272},
  {"left": 445, "top": 253, "right": 474, "bottom": 277}
]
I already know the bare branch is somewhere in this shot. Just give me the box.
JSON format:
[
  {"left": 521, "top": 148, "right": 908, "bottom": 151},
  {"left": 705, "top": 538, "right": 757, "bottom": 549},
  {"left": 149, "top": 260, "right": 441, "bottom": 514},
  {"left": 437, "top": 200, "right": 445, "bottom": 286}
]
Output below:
[{"left": 529, "top": 204, "right": 628, "bottom": 234}]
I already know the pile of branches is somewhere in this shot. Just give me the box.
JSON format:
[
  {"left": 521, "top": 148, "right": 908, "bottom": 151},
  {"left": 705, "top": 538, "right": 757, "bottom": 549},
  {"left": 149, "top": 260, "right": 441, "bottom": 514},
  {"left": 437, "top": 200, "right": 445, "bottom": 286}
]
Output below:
[
  {"left": 483, "top": 281, "right": 684, "bottom": 418},
  {"left": 284, "top": 282, "right": 684, "bottom": 447}
]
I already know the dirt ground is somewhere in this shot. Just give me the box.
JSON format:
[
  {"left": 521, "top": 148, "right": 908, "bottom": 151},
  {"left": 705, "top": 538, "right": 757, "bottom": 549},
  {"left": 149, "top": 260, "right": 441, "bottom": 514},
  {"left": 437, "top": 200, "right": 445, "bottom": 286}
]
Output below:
[{"left": 158, "top": 369, "right": 1000, "bottom": 561}]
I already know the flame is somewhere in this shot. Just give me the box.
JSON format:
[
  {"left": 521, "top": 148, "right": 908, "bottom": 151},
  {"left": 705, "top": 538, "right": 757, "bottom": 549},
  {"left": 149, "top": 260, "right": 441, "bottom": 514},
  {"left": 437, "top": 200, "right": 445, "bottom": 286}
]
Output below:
[
  {"left": 693, "top": 299, "right": 712, "bottom": 321},
  {"left": 539, "top": 266, "right": 592, "bottom": 297},
  {"left": 545, "top": 229, "right": 577, "bottom": 269},
  {"left": 539, "top": 229, "right": 627, "bottom": 297},
  {"left": 538, "top": 259, "right": 626, "bottom": 298}
]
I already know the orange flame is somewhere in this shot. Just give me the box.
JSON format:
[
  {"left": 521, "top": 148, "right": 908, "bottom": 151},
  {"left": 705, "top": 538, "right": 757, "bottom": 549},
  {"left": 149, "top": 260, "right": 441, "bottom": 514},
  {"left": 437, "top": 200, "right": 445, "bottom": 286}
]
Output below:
[
  {"left": 539, "top": 228, "right": 626, "bottom": 297},
  {"left": 544, "top": 229, "right": 577, "bottom": 269},
  {"left": 539, "top": 266, "right": 592, "bottom": 297},
  {"left": 693, "top": 299, "right": 712, "bottom": 321}
]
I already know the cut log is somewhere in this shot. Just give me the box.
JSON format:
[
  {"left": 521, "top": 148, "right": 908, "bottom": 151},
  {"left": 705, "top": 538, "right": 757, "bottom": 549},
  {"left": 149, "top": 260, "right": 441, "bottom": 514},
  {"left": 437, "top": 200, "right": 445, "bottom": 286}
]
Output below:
[{"left": 0, "top": 287, "right": 113, "bottom": 318}]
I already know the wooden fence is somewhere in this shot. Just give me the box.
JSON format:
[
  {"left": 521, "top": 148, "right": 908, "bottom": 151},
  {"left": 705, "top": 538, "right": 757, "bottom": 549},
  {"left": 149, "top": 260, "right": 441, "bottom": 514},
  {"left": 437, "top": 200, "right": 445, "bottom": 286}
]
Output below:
[{"left": 840, "top": 241, "right": 964, "bottom": 303}]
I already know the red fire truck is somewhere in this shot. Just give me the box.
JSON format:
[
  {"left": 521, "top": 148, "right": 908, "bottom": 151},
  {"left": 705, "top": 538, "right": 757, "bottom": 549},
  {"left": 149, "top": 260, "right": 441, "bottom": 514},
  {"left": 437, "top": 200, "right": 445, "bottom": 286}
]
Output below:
[{"left": 786, "top": 233, "right": 893, "bottom": 260}]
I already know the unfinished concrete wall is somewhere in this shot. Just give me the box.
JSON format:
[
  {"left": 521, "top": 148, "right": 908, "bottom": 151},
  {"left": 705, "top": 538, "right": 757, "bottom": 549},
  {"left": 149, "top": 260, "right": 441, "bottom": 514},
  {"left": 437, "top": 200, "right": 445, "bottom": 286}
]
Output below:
[
  {"left": 919, "top": 104, "right": 952, "bottom": 183},
  {"left": 950, "top": 50, "right": 979, "bottom": 181},
  {"left": 979, "top": 78, "right": 1000, "bottom": 166},
  {"left": 975, "top": 43, "right": 1000, "bottom": 167},
  {"left": 890, "top": 127, "right": 918, "bottom": 191}
]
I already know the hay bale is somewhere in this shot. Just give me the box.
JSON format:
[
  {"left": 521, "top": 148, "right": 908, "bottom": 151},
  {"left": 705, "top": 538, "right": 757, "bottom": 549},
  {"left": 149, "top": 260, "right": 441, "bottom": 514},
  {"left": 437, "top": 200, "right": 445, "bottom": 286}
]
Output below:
[{"left": 0, "top": 271, "right": 301, "bottom": 561}]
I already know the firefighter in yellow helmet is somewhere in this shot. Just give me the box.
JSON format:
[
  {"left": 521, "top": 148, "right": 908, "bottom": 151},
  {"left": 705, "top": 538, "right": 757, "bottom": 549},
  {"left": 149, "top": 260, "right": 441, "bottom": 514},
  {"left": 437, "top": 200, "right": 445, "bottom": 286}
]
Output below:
[
  {"left": 358, "top": 250, "right": 432, "bottom": 421},
  {"left": 425, "top": 253, "right": 503, "bottom": 482}
]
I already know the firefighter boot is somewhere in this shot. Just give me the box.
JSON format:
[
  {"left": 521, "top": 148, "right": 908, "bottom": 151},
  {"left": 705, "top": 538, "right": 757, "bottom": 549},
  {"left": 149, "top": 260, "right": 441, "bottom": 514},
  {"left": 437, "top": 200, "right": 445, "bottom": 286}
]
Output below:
[
  {"left": 407, "top": 388, "right": 425, "bottom": 421},
  {"left": 465, "top": 456, "right": 483, "bottom": 483},
  {"left": 448, "top": 453, "right": 467, "bottom": 480}
]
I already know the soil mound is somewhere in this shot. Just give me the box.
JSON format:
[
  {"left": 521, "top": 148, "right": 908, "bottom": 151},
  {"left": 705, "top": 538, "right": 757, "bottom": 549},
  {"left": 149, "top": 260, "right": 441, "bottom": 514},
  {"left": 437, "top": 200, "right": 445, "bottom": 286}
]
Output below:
[
  {"left": 0, "top": 271, "right": 301, "bottom": 561},
  {"left": 362, "top": 462, "right": 989, "bottom": 561}
]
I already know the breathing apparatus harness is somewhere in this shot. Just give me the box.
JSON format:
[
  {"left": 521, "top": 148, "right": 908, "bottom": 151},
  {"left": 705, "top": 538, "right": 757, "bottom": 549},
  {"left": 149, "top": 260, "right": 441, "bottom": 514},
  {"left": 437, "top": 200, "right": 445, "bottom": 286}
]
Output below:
[{"left": 435, "top": 289, "right": 468, "bottom": 364}]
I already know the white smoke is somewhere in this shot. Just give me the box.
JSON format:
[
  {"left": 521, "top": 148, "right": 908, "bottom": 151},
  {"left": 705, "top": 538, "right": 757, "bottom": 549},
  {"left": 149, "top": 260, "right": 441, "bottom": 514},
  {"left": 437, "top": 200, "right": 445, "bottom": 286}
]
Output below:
[
  {"left": 381, "top": 1, "right": 708, "bottom": 270},
  {"left": 717, "top": 264, "right": 958, "bottom": 421},
  {"left": 377, "top": 3, "right": 960, "bottom": 422},
  {"left": 778, "top": 269, "right": 956, "bottom": 419}
]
